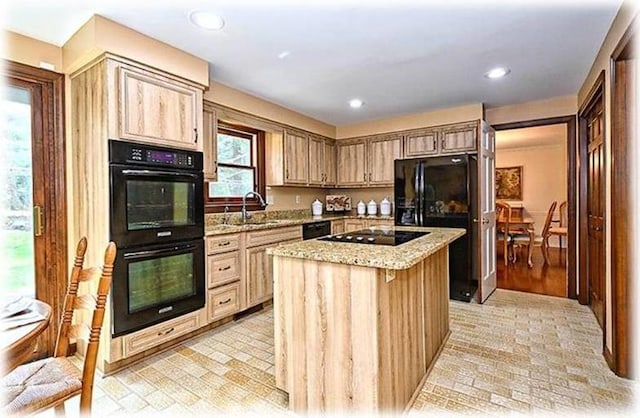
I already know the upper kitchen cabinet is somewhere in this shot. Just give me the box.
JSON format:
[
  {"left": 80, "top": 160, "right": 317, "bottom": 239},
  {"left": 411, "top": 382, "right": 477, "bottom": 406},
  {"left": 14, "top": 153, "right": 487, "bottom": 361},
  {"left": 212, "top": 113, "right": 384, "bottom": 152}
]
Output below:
[
  {"left": 336, "top": 133, "right": 402, "bottom": 187},
  {"left": 323, "top": 138, "right": 337, "bottom": 186},
  {"left": 367, "top": 134, "right": 402, "bottom": 185},
  {"left": 202, "top": 105, "right": 218, "bottom": 181},
  {"left": 440, "top": 121, "right": 478, "bottom": 154},
  {"left": 115, "top": 61, "right": 204, "bottom": 150},
  {"left": 308, "top": 134, "right": 337, "bottom": 187},
  {"left": 266, "top": 129, "right": 308, "bottom": 186},
  {"left": 336, "top": 138, "right": 367, "bottom": 186},
  {"left": 404, "top": 128, "right": 438, "bottom": 158}
]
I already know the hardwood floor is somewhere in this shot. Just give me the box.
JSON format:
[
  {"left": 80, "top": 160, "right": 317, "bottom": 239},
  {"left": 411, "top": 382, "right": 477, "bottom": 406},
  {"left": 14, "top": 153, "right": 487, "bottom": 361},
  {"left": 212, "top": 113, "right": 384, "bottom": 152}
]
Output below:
[{"left": 497, "top": 246, "right": 568, "bottom": 298}]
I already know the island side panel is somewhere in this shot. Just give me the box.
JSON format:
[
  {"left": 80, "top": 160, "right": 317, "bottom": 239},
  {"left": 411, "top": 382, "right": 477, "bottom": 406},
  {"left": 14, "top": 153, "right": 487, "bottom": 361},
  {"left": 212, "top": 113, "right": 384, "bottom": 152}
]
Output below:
[
  {"left": 273, "top": 256, "right": 380, "bottom": 413},
  {"left": 422, "top": 247, "right": 450, "bottom": 366},
  {"left": 376, "top": 262, "right": 426, "bottom": 410}
]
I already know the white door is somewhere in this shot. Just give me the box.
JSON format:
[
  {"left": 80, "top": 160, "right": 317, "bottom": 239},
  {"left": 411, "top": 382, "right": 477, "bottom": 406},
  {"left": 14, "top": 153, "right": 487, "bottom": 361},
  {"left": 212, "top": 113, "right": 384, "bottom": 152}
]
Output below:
[{"left": 478, "top": 121, "right": 497, "bottom": 303}]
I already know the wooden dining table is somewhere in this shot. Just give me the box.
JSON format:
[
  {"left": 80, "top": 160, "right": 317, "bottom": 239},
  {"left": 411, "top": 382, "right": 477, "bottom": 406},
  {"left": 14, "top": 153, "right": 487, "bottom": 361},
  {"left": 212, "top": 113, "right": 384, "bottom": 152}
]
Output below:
[
  {"left": 1, "top": 299, "right": 52, "bottom": 375},
  {"left": 497, "top": 215, "right": 536, "bottom": 268}
]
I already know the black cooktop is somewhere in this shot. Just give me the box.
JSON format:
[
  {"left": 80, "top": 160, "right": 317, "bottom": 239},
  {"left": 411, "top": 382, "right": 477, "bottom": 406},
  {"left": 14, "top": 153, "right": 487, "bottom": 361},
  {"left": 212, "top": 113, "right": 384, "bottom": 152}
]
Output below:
[{"left": 318, "top": 229, "right": 430, "bottom": 246}]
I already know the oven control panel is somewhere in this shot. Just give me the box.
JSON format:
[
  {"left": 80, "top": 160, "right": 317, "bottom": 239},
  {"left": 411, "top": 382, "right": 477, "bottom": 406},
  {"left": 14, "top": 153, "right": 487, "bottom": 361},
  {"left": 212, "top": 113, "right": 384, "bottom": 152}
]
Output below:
[{"left": 109, "top": 139, "right": 202, "bottom": 170}]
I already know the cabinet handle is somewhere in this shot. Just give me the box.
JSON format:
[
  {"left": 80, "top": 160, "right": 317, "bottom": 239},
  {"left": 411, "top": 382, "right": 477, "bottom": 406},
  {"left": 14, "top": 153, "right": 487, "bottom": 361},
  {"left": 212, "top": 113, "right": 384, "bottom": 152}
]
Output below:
[
  {"left": 219, "top": 298, "right": 232, "bottom": 305},
  {"left": 369, "top": 173, "right": 372, "bottom": 181},
  {"left": 432, "top": 138, "right": 437, "bottom": 150},
  {"left": 194, "top": 128, "right": 198, "bottom": 144},
  {"left": 33, "top": 205, "right": 44, "bottom": 237},
  {"left": 157, "top": 327, "right": 175, "bottom": 336},
  {"left": 441, "top": 138, "right": 446, "bottom": 149},
  {"left": 286, "top": 169, "right": 289, "bottom": 179},
  {"left": 364, "top": 173, "right": 367, "bottom": 181},
  {"left": 218, "top": 241, "right": 230, "bottom": 247},
  {"left": 218, "top": 265, "right": 232, "bottom": 271}
]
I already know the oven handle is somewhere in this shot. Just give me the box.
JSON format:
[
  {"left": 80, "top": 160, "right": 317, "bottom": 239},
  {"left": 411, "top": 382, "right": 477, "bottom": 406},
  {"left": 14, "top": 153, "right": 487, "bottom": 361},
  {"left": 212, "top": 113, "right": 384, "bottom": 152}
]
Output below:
[
  {"left": 121, "top": 169, "right": 199, "bottom": 179},
  {"left": 124, "top": 244, "right": 197, "bottom": 260}
]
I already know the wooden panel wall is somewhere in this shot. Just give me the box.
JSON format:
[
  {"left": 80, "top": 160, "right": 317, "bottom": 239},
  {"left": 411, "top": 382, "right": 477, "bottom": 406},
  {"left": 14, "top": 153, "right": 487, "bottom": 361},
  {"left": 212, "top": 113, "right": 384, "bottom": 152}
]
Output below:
[{"left": 422, "top": 248, "right": 450, "bottom": 365}]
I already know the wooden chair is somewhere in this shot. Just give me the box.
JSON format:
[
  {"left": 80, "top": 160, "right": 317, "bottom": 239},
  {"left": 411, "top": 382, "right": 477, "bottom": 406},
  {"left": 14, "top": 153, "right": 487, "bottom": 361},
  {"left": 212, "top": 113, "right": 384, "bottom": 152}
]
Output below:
[
  {"left": 549, "top": 200, "right": 568, "bottom": 252},
  {"left": 496, "top": 201, "right": 512, "bottom": 265},
  {"left": 511, "top": 201, "right": 557, "bottom": 265},
  {"left": 2, "top": 238, "right": 116, "bottom": 416}
]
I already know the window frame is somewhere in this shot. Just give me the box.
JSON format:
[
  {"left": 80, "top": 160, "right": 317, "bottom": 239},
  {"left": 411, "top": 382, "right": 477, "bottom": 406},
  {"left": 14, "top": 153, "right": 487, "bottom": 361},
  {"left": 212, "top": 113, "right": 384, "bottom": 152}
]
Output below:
[{"left": 205, "top": 122, "right": 266, "bottom": 213}]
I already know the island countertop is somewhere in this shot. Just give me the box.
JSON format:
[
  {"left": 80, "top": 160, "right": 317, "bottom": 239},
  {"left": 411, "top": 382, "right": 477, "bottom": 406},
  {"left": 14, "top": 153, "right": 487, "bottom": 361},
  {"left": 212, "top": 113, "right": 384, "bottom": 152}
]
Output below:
[{"left": 267, "top": 226, "right": 465, "bottom": 270}]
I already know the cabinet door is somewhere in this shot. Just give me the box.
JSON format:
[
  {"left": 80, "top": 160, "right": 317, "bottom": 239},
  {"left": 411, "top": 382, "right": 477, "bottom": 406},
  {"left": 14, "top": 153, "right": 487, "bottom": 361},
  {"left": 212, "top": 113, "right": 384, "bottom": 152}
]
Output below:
[
  {"left": 324, "top": 139, "right": 337, "bottom": 186},
  {"left": 440, "top": 122, "right": 477, "bottom": 153},
  {"left": 331, "top": 220, "right": 344, "bottom": 234},
  {"left": 203, "top": 107, "right": 218, "bottom": 181},
  {"left": 336, "top": 140, "right": 367, "bottom": 186},
  {"left": 246, "top": 244, "right": 274, "bottom": 307},
  {"left": 368, "top": 134, "right": 402, "bottom": 186},
  {"left": 404, "top": 129, "right": 438, "bottom": 158},
  {"left": 208, "top": 282, "right": 241, "bottom": 323},
  {"left": 284, "top": 130, "right": 308, "bottom": 184},
  {"left": 118, "top": 65, "right": 201, "bottom": 149},
  {"left": 343, "top": 219, "right": 366, "bottom": 232},
  {"left": 308, "top": 135, "right": 325, "bottom": 186}
]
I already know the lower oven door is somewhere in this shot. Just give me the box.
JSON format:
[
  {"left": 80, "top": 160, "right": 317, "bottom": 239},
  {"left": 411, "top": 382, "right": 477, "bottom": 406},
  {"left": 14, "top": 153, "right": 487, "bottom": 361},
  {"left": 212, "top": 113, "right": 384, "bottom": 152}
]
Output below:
[
  {"left": 110, "top": 164, "right": 204, "bottom": 248},
  {"left": 112, "top": 239, "right": 205, "bottom": 337}
]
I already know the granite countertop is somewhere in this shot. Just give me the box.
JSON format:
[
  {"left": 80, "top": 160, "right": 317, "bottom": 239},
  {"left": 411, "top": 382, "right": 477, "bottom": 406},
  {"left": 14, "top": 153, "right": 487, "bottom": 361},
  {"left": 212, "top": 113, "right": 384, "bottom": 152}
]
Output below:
[
  {"left": 267, "top": 226, "right": 465, "bottom": 270},
  {"left": 205, "top": 214, "right": 395, "bottom": 236}
]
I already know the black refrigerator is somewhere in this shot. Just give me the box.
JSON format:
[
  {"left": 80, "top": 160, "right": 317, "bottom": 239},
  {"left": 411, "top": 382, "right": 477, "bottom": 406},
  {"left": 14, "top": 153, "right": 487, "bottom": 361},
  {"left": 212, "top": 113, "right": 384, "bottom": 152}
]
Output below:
[{"left": 394, "top": 154, "right": 478, "bottom": 302}]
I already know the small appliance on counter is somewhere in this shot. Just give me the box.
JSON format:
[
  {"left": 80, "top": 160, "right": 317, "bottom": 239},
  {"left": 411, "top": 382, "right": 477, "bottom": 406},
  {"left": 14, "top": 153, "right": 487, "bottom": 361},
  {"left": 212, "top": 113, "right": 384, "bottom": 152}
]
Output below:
[
  {"left": 312, "top": 199, "right": 323, "bottom": 216},
  {"left": 356, "top": 200, "right": 366, "bottom": 215},
  {"left": 367, "top": 200, "right": 378, "bottom": 215},
  {"left": 325, "top": 195, "right": 351, "bottom": 212},
  {"left": 380, "top": 197, "right": 392, "bottom": 216}
]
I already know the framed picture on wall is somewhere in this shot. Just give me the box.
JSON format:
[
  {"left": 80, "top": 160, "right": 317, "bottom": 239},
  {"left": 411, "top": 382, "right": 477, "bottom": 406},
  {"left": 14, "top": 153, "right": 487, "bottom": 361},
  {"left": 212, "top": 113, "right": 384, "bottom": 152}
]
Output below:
[{"left": 496, "top": 166, "right": 523, "bottom": 200}]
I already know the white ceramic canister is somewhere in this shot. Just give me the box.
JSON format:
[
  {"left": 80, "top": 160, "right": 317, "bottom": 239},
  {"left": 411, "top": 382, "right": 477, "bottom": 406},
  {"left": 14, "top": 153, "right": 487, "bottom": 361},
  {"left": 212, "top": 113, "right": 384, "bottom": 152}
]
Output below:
[
  {"left": 367, "top": 199, "right": 378, "bottom": 216},
  {"left": 312, "top": 199, "right": 323, "bottom": 216},
  {"left": 356, "top": 200, "right": 366, "bottom": 215},
  {"left": 380, "top": 196, "right": 392, "bottom": 216}
]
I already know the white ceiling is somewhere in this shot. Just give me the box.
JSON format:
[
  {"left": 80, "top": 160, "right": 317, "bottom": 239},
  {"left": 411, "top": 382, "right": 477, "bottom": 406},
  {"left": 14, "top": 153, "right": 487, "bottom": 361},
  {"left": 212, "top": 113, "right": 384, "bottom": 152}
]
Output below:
[
  {"left": 495, "top": 123, "right": 567, "bottom": 150},
  {"left": 2, "top": 0, "right": 622, "bottom": 126}
]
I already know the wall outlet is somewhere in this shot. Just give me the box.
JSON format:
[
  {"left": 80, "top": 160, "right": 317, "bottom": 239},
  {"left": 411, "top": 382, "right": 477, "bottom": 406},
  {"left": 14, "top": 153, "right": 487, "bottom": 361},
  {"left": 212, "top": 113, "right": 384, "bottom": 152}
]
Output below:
[{"left": 295, "top": 195, "right": 300, "bottom": 204}]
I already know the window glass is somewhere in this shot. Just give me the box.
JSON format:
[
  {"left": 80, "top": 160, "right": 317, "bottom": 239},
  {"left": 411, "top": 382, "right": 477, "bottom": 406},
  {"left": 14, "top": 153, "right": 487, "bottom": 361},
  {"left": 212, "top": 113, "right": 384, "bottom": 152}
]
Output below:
[
  {"left": 217, "top": 134, "right": 251, "bottom": 166},
  {"left": 209, "top": 166, "right": 254, "bottom": 198}
]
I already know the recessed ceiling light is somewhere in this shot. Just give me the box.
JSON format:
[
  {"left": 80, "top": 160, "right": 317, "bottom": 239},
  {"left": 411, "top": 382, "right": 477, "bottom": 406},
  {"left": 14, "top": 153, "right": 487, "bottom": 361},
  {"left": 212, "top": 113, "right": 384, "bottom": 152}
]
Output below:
[
  {"left": 189, "top": 11, "right": 225, "bottom": 31},
  {"left": 485, "top": 67, "right": 510, "bottom": 79},
  {"left": 277, "top": 51, "right": 291, "bottom": 59},
  {"left": 349, "top": 99, "right": 364, "bottom": 109}
]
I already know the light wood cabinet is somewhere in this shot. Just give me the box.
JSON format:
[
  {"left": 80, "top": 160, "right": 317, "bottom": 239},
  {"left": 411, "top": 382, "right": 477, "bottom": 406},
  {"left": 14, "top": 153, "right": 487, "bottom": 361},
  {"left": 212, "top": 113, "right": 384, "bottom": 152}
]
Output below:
[
  {"left": 404, "top": 128, "right": 438, "bottom": 158},
  {"left": 207, "top": 282, "right": 241, "bottom": 322},
  {"left": 440, "top": 122, "right": 477, "bottom": 153},
  {"left": 344, "top": 219, "right": 366, "bottom": 232},
  {"left": 324, "top": 139, "right": 336, "bottom": 186},
  {"left": 284, "top": 130, "right": 308, "bottom": 184},
  {"left": 331, "top": 220, "right": 345, "bottom": 235},
  {"left": 367, "top": 134, "right": 402, "bottom": 185},
  {"left": 366, "top": 219, "right": 394, "bottom": 228},
  {"left": 207, "top": 251, "right": 240, "bottom": 287},
  {"left": 337, "top": 139, "right": 367, "bottom": 186},
  {"left": 308, "top": 134, "right": 325, "bottom": 186},
  {"left": 203, "top": 106, "right": 218, "bottom": 181},
  {"left": 116, "top": 63, "right": 203, "bottom": 150}
]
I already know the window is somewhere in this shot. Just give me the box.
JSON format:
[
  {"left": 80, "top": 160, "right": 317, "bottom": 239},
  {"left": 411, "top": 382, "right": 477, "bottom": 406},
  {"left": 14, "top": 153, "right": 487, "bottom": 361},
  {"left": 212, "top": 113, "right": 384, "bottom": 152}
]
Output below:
[{"left": 206, "top": 122, "right": 265, "bottom": 212}]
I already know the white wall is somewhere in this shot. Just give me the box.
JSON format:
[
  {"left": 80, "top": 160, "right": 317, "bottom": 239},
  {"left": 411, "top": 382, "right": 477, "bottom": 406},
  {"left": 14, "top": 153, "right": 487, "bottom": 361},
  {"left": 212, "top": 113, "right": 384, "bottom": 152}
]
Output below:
[{"left": 496, "top": 143, "right": 567, "bottom": 248}]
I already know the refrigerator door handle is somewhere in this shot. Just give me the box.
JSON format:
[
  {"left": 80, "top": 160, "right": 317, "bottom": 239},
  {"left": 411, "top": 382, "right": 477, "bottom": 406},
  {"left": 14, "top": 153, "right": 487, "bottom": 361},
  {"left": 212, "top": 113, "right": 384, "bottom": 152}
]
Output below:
[{"left": 418, "top": 162, "right": 425, "bottom": 226}]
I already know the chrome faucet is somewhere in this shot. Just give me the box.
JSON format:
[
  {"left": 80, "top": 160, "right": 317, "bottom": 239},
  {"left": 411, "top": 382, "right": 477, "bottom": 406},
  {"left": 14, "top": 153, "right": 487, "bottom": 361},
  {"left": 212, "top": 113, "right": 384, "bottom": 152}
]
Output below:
[{"left": 241, "top": 191, "right": 268, "bottom": 222}]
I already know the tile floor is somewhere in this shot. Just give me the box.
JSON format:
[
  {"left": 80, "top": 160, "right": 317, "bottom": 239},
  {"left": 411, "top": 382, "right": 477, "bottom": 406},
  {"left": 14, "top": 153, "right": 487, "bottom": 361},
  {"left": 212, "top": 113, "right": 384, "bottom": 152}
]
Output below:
[{"left": 53, "top": 290, "right": 636, "bottom": 417}]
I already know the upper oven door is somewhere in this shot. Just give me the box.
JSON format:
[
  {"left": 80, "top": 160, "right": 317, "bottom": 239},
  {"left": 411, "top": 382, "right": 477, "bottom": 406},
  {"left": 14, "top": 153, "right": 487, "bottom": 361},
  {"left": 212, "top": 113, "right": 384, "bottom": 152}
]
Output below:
[{"left": 110, "top": 164, "right": 204, "bottom": 248}]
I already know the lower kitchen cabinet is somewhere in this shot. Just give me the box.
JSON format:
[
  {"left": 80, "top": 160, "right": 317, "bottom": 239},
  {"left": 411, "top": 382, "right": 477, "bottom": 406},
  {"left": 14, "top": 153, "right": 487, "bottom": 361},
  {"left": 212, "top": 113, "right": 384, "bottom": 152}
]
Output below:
[
  {"left": 246, "top": 244, "right": 274, "bottom": 307},
  {"left": 207, "top": 281, "right": 241, "bottom": 322},
  {"left": 344, "top": 219, "right": 366, "bottom": 232},
  {"left": 331, "top": 220, "right": 345, "bottom": 234},
  {"left": 207, "top": 250, "right": 240, "bottom": 287}
]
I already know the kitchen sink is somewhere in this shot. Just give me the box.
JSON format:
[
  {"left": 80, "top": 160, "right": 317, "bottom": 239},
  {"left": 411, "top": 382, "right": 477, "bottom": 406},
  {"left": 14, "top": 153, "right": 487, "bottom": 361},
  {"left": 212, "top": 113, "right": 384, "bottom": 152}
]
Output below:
[{"left": 243, "top": 219, "right": 290, "bottom": 226}]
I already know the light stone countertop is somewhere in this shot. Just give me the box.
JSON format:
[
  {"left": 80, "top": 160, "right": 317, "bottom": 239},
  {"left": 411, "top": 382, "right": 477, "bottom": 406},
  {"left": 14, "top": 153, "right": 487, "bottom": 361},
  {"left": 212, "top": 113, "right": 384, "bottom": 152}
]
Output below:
[
  {"left": 267, "top": 226, "right": 465, "bottom": 270},
  {"left": 205, "top": 214, "right": 394, "bottom": 236}
]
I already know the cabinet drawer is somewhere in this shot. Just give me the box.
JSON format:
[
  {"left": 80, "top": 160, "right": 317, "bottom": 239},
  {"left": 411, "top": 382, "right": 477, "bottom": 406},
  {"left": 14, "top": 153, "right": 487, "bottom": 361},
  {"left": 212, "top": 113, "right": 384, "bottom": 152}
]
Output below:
[
  {"left": 122, "top": 311, "right": 201, "bottom": 358},
  {"left": 344, "top": 219, "right": 366, "bottom": 232},
  {"left": 246, "top": 226, "right": 301, "bottom": 248},
  {"left": 207, "top": 251, "right": 240, "bottom": 287},
  {"left": 207, "top": 234, "right": 241, "bottom": 254},
  {"left": 366, "top": 219, "right": 393, "bottom": 228},
  {"left": 208, "top": 282, "right": 240, "bottom": 322}
]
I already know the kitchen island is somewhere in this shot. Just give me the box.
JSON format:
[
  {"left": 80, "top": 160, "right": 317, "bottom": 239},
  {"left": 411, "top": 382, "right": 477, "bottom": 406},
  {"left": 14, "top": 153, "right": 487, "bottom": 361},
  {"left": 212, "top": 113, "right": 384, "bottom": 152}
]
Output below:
[{"left": 268, "top": 226, "right": 465, "bottom": 413}]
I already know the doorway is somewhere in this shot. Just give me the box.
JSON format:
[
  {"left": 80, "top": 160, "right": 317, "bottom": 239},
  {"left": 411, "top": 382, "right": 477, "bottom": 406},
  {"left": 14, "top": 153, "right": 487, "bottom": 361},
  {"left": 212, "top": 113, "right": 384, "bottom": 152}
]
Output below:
[
  {"left": 1, "top": 60, "right": 67, "bottom": 359},
  {"left": 494, "top": 124, "right": 569, "bottom": 298},
  {"left": 492, "top": 116, "right": 577, "bottom": 300}
]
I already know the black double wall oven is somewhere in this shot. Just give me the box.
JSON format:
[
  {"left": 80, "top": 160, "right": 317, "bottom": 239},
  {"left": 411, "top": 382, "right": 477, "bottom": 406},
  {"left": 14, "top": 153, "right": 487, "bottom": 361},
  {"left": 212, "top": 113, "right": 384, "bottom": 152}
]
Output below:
[{"left": 109, "top": 140, "right": 205, "bottom": 337}]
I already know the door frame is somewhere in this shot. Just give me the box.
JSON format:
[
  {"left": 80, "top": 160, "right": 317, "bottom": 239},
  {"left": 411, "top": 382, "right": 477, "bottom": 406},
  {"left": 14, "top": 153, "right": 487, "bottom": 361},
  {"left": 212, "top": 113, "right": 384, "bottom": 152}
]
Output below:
[
  {"left": 4, "top": 60, "right": 67, "bottom": 357},
  {"left": 610, "top": 18, "right": 636, "bottom": 378},
  {"left": 492, "top": 116, "right": 577, "bottom": 299}
]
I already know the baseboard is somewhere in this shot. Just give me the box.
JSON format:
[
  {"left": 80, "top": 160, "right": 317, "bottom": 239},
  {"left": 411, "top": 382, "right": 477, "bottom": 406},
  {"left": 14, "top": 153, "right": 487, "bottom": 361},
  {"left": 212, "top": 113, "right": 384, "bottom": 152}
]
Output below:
[{"left": 603, "top": 345, "right": 614, "bottom": 371}]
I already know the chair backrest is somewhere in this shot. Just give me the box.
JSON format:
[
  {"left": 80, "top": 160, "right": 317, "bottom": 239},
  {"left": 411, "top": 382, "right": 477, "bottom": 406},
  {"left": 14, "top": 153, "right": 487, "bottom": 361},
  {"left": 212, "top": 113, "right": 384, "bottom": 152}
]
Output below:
[
  {"left": 54, "top": 238, "right": 116, "bottom": 414},
  {"left": 496, "top": 201, "right": 511, "bottom": 234},
  {"left": 542, "top": 201, "right": 558, "bottom": 237},
  {"left": 559, "top": 201, "right": 568, "bottom": 227}
]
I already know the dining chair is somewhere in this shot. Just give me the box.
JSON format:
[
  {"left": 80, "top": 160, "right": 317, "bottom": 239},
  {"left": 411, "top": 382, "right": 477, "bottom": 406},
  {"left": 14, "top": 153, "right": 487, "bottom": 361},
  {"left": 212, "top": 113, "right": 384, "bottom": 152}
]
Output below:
[
  {"left": 2, "top": 237, "right": 116, "bottom": 416},
  {"left": 511, "top": 201, "right": 557, "bottom": 265},
  {"left": 549, "top": 200, "right": 568, "bottom": 253},
  {"left": 496, "top": 201, "right": 512, "bottom": 265}
]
